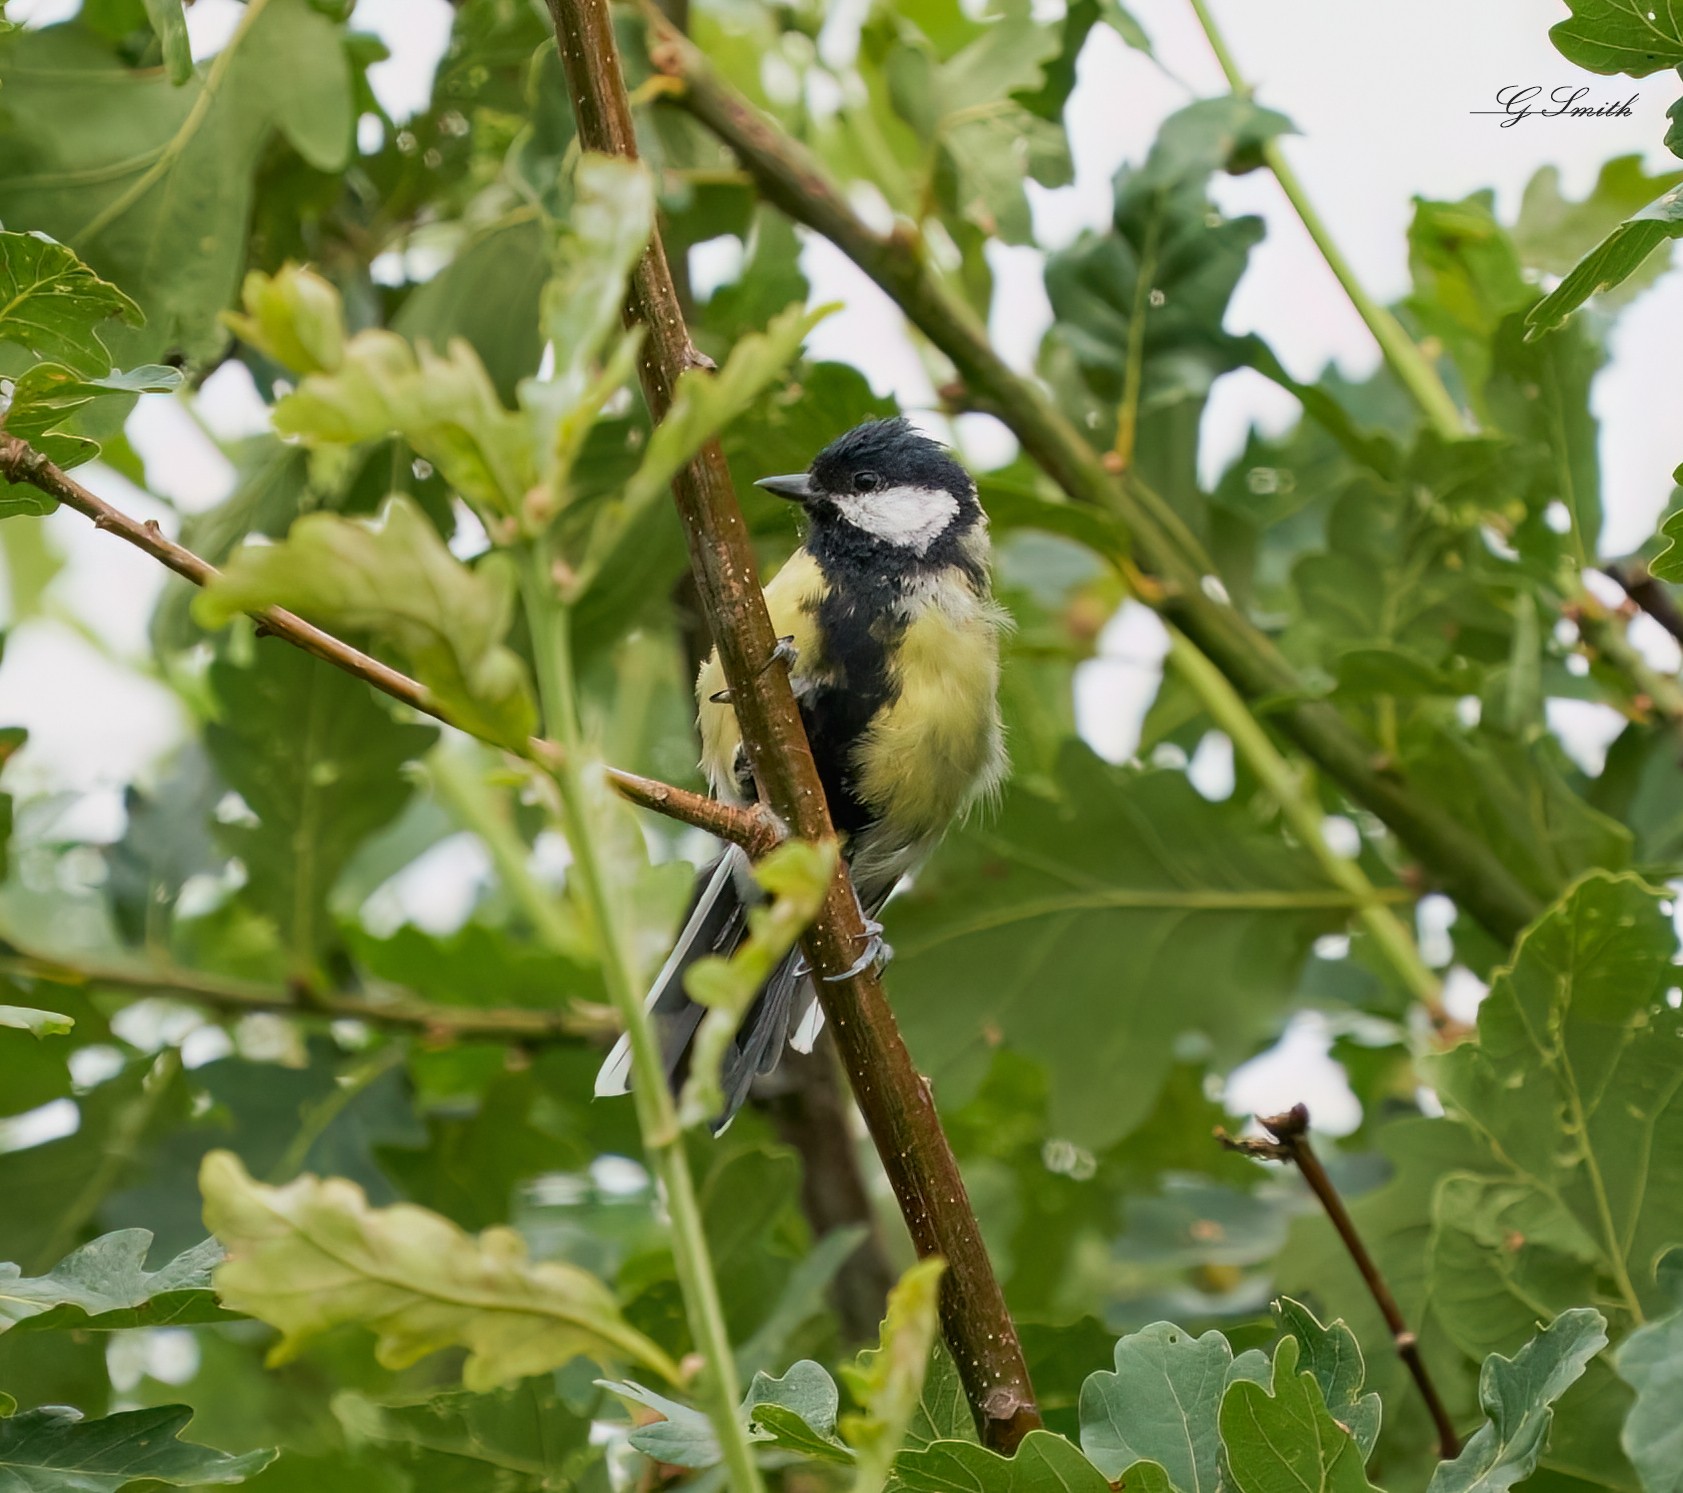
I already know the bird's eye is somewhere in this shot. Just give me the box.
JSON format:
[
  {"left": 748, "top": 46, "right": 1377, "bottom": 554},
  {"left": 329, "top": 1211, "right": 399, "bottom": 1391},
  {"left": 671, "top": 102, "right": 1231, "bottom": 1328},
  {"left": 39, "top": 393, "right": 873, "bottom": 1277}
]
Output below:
[{"left": 853, "top": 471, "right": 881, "bottom": 493}]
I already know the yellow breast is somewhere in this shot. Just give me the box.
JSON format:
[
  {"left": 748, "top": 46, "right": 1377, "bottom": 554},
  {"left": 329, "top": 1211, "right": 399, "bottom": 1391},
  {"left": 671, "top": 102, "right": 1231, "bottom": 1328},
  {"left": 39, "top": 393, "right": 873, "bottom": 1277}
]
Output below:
[{"left": 852, "top": 575, "right": 1005, "bottom": 840}]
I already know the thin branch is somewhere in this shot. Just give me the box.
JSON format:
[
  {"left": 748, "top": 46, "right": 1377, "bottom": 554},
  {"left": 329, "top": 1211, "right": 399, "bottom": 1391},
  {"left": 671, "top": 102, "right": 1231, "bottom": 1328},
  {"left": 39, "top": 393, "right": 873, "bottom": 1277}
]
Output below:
[
  {"left": 639, "top": 15, "right": 1545, "bottom": 948},
  {"left": 1220, "top": 1104, "right": 1462, "bottom": 1462},
  {"left": 1603, "top": 561, "right": 1683, "bottom": 652},
  {"left": 0, "top": 433, "right": 784, "bottom": 858},
  {"left": 1, "top": 942, "right": 605, "bottom": 1044},
  {"left": 544, "top": 0, "right": 1042, "bottom": 1451},
  {"left": 1166, "top": 633, "right": 1447, "bottom": 1022}
]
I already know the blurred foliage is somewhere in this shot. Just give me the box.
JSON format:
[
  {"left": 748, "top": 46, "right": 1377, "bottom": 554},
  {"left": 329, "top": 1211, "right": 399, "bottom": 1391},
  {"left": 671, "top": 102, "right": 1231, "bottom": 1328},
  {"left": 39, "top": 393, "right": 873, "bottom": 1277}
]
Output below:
[{"left": 1, "top": 0, "right": 1683, "bottom": 1489}]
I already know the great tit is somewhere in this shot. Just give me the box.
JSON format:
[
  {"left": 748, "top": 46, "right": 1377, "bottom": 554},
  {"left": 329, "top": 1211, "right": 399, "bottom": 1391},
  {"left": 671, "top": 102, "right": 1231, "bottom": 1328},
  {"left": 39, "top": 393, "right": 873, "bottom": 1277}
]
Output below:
[{"left": 595, "top": 417, "right": 1007, "bottom": 1124}]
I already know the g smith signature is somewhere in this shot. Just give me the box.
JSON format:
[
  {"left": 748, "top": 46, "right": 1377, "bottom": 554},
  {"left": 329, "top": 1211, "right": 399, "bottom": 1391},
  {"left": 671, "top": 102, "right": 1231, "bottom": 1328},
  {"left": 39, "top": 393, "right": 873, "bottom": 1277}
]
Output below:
[{"left": 1473, "top": 85, "right": 1637, "bottom": 125}]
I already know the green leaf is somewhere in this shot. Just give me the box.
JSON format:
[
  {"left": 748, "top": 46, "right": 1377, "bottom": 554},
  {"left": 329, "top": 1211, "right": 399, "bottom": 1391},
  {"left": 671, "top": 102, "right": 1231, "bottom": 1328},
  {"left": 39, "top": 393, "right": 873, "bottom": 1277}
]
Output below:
[
  {"left": 141, "top": 0, "right": 193, "bottom": 86},
  {"left": 1425, "top": 874, "right": 1683, "bottom": 1325},
  {"left": 894, "top": 1431, "right": 1119, "bottom": 1492},
  {"left": 1407, "top": 733, "right": 1629, "bottom": 906},
  {"left": 1407, "top": 192, "right": 1531, "bottom": 406},
  {"left": 0, "top": 1405, "right": 273, "bottom": 1493},
  {"left": 221, "top": 264, "right": 345, "bottom": 377},
  {"left": 679, "top": 838, "right": 837, "bottom": 1126},
  {"left": 0, "top": 1005, "right": 73, "bottom": 1037},
  {"left": 0, "top": 1230, "right": 229, "bottom": 1334},
  {"left": 392, "top": 217, "right": 549, "bottom": 407},
  {"left": 1079, "top": 1320, "right": 1268, "bottom": 1487},
  {"left": 201, "top": 645, "right": 436, "bottom": 957},
  {"left": 1550, "top": 0, "right": 1683, "bottom": 76},
  {"left": 1525, "top": 181, "right": 1683, "bottom": 338},
  {"left": 2, "top": 361, "right": 182, "bottom": 488},
  {"left": 1653, "top": 506, "right": 1683, "bottom": 583},
  {"left": 262, "top": 324, "right": 536, "bottom": 521},
  {"left": 1276, "top": 1298, "right": 1382, "bottom": 1459},
  {"left": 1615, "top": 1253, "right": 1683, "bottom": 1493},
  {"left": 603, "top": 1381, "right": 716, "bottom": 1468},
  {"left": 840, "top": 1257, "right": 946, "bottom": 1493},
  {"left": 0, "top": 2, "right": 353, "bottom": 363},
  {"left": 891, "top": 743, "right": 1349, "bottom": 1146},
  {"left": 605, "top": 1359, "right": 853, "bottom": 1470},
  {"left": 197, "top": 497, "right": 536, "bottom": 750},
  {"left": 0, "top": 232, "right": 140, "bottom": 376},
  {"left": 1219, "top": 1335, "right": 1382, "bottom": 1493},
  {"left": 1042, "top": 95, "right": 1289, "bottom": 507},
  {"left": 1515, "top": 157, "right": 1683, "bottom": 294},
  {"left": 904, "top": 1343, "right": 978, "bottom": 1452},
  {"left": 1427, "top": 1309, "right": 1608, "bottom": 1493},
  {"left": 200, "top": 1149, "right": 681, "bottom": 1390},
  {"left": 1426, "top": 1174, "right": 1599, "bottom": 1366},
  {"left": 520, "top": 154, "right": 653, "bottom": 508},
  {"left": 573, "top": 300, "right": 834, "bottom": 597},
  {"left": 327, "top": 1382, "right": 594, "bottom": 1492}
]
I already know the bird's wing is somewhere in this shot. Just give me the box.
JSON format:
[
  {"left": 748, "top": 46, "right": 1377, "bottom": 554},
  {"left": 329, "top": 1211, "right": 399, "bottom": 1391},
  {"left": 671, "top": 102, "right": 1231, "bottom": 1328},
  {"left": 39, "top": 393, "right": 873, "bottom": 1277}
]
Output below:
[{"left": 696, "top": 548, "right": 827, "bottom": 800}]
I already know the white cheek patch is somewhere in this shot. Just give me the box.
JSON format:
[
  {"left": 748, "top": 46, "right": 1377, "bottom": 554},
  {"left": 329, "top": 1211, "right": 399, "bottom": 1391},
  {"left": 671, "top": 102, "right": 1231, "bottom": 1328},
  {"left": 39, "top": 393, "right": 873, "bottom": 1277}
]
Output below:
[{"left": 832, "top": 484, "right": 960, "bottom": 553}]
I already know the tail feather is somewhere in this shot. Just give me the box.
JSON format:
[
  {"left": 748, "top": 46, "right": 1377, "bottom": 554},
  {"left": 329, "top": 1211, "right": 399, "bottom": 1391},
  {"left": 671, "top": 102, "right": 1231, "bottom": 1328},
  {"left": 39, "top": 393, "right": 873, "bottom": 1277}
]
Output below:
[
  {"left": 593, "top": 847, "right": 751, "bottom": 1099},
  {"left": 593, "top": 842, "right": 909, "bottom": 1126}
]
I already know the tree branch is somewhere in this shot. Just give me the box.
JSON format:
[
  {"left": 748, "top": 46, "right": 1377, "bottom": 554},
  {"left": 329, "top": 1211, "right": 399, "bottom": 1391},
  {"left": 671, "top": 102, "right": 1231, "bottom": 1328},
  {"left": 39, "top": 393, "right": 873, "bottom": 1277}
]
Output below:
[
  {"left": 637, "top": 15, "right": 1544, "bottom": 949},
  {"left": 0, "top": 433, "right": 784, "bottom": 859},
  {"left": 1602, "top": 561, "right": 1683, "bottom": 653},
  {"left": 0, "top": 940, "right": 606, "bottom": 1045},
  {"left": 1220, "top": 1104, "right": 1461, "bottom": 1462},
  {"left": 544, "top": 0, "right": 1041, "bottom": 1451}
]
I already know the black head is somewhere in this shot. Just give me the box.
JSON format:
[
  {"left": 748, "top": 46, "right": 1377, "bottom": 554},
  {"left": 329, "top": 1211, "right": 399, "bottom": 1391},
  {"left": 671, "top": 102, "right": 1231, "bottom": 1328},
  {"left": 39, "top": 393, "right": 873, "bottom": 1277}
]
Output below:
[{"left": 755, "top": 418, "right": 979, "bottom": 557}]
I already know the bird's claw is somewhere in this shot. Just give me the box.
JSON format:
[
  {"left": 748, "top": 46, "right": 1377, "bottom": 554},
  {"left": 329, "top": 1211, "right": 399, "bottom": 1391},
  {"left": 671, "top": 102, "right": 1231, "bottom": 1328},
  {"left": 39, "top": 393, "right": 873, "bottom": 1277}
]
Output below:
[
  {"left": 709, "top": 640, "right": 796, "bottom": 706},
  {"left": 824, "top": 918, "right": 891, "bottom": 982},
  {"left": 762, "top": 636, "right": 798, "bottom": 674}
]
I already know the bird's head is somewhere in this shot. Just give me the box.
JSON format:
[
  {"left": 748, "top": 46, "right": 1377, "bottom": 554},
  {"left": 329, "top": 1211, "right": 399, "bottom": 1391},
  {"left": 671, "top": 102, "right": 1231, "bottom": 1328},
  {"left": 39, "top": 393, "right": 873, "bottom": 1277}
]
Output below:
[{"left": 755, "top": 417, "right": 980, "bottom": 558}]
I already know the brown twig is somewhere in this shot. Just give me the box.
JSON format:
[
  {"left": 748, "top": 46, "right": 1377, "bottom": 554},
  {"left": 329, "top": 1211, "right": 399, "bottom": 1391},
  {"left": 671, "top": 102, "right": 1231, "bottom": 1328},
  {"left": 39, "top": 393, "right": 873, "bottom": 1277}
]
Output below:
[
  {"left": 0, "top": 941, "right": 609, "bottom": 1045},
  {"left": 638, "top": 13, "right": 1545, "bottom": 949},
  {"left": 1603, "top": 561, "right": 1683, "bottom": 652},
  {"left": 543, "top": 0, "right": 1041, "bottom": 1450},
  {"left": 1220, "top": 1104, "right": 1461, "bottom": 1461},
  {"left": 0, "top": 433, "right": 783, "bottom": 858}
]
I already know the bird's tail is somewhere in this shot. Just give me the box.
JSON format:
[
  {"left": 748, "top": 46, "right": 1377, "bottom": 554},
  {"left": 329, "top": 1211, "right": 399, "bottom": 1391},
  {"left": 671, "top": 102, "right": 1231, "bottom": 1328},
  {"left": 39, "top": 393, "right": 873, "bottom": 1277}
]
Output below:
[{"left": 593, "top": 844, "right": 824, "bottom": 1129}]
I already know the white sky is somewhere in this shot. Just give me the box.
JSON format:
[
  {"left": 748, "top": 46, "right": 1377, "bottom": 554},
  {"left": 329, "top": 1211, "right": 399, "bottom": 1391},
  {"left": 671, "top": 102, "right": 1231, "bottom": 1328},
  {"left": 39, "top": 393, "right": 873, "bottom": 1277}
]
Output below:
[{"left": 2, "top": 0, "right": 1679, "bottom": 1122}]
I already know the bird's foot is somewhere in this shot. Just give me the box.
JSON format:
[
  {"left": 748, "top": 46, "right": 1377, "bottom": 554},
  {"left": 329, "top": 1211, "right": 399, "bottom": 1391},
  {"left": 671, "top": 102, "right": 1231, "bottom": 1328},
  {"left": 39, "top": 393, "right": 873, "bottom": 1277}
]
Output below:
[
  {"left": 824, "top": 918, "right": 892, "bottom": 982},
  {"left": 708, "top": 639, "right": 797, "bottom": 706},
  {"left": 762, "top": 635, "right": 798, "bottom": 674}
]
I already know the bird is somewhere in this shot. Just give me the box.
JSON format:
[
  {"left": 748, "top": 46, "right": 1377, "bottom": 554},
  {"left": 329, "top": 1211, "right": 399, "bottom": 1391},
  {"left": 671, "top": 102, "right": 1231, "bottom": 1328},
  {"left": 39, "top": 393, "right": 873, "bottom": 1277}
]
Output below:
[{"left": 594, "top": 416, "right": 1008, "bottom": 1127}]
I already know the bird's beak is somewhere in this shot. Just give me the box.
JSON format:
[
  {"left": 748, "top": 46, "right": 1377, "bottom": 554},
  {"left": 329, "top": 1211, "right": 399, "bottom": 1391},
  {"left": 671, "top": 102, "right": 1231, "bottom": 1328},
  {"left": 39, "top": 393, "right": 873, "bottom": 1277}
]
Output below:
[{"left": 755, "top": 472, "right": 815, "bottom": 502}]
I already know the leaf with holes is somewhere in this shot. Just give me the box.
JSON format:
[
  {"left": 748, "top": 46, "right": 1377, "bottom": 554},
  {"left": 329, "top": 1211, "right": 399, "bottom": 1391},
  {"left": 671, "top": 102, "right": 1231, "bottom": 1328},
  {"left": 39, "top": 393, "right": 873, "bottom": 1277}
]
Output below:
[
  {"left": 1079, "top": 1320, "right": 1267, "bottom": 1488},
  {"left": 1424, "top": 873, "right": 1683, "bottom": 1331},
  {"left": 1219, "top": 1335, "right": 1382, "bottom": 1493}
]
